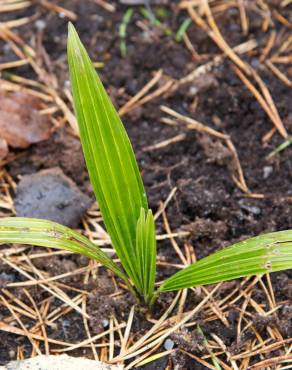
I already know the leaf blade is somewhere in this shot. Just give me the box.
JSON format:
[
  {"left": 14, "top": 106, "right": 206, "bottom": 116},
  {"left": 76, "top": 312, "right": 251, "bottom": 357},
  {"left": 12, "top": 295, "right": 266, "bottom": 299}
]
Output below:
[
  {"left": 159, "top": 230, "right": 292, "bottom": 292},
  {"left": 0, "top": 217, "right": 132, "bottom": 289},
  {"left": 135, "top": 209, "right": 156, "bottom": 302},
  {"left": 67, "top": 23, "right": 148, "bottom": 288}
]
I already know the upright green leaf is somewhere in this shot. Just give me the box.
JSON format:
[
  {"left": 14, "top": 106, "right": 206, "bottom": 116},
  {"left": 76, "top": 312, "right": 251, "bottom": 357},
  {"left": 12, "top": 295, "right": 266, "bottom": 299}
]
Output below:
[
  {"left": 159, "top": 230, "right": 292, "bottom": 292},
  {"left": 67, "top": 24, "right": 150, "bottom": 296},
  {"left": 0, "top": 217, "right": 136, "bottom": 294},
  {"left": 135, "top": 208, "right": 156, "bottom": 304}
]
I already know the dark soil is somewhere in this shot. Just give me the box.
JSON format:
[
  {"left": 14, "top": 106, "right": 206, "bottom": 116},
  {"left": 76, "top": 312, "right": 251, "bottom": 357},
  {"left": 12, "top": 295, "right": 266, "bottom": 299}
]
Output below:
[{"left": 0, "top": 1, "right": 291, "bottom": 368}]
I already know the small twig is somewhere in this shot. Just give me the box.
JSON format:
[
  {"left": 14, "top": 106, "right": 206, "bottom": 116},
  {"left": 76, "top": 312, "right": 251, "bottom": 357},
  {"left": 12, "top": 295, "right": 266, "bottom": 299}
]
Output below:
[
  {"left": 160, "top": 105, "right": 228, "bottom": 140},
  {"left": 40, "top": 0, "right": 77, "bottom": 20},
  {"left": 142, "top": 133, "right": 186, "bottom": 152},
  {"left": 119, "top": 69, "right": 163, "bottom": 116},
  {"left": 265, "top": 60, "right": 292, "bottom": 87}
]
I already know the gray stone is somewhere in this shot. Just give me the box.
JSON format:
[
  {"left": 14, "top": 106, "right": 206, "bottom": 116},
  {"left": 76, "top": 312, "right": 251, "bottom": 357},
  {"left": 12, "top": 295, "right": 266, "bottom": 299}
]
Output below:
[
  {"left": 263, "top": 166, "right": 273, "bottom": 179},
  {"left": 0, "top": 354, "right": 122, "bottom": 370},
  {"left": 14, "top": 168, "right": 92, "bottom": 228},
  {"left": 34, "top": 19, "right": 46, "bottom": 31},
  {"left": 238, "top": 200, "right": 261, "bottom": 216},
  {"left": 163, "top": 338, "right": 174, "bottom": 350}
]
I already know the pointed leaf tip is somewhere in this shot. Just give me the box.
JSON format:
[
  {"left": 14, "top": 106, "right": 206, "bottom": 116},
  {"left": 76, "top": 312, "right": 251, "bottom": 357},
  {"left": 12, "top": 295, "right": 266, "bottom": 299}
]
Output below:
[{"left": 68, "top": 22, "right": 77, "bottom": 39}]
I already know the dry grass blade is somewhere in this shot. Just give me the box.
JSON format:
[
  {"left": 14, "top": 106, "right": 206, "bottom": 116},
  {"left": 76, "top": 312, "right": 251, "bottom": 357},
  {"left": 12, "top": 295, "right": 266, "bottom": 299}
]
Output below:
[
  {"left": 265, "top": 60, "right": 292, "bottom": 87},
  {"left": 2, "top": 256, "right": 89, "bottom": 318},
  {"left": 160, "top": 105, "right": 228, "bottom": 139},
  {"left": 142, "top": 133, "right": 186, "bottom": 152},
  {"left": 185, "top": 1, "right": 288, "bottom": 139},
  {"left": 233, "top": 66, "right": 288, "bottom": 138},
  {"left": 0, "top": 323, "right": 74, "bottom": 346},
  {"left": 40, "top": 0, "right": 77, "bottom": 20},
  {"left": 119, "top": 305, "right": 135, "bottom": 355},
  {"left": 111, "top": 291, "right": 181, "bottom": 362},
  {"left": 118, "top": 69, "right": 163, "bottom": 116},
  {"left": 53, "top": 323, "right": 126, "bottom": 353},
  {"left": 0, "top": 295, "right": 42, "bottom": 355},
  {"left": 112, "top": 286, "right": 220, "bottom": 362},
  {"left": 0, "top": 0, "right": 31, "bottom": 13},
  {"left": 187, "top": 1, "right": 248, "bottom": 72},
  {"left": 160, "top": 105, "right": 248, "bottom": 192}
]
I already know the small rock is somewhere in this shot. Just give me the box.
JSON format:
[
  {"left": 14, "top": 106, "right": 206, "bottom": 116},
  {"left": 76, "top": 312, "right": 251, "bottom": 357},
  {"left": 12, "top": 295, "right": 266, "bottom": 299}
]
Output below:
[
  {"left": 0, "top": 354, "right": 122, "bottom": 370},
  {"left": 14, "top": 168, "right": 92, "bottom": 228},
  {"left": 238, "top": 200, "right": 261, "bottom": 216},
  {"left": 263, "top": 166, "right": 273, "bottom": 179},
  {"left": 251, "top": 58, "right": 260, "bottom": 68},
  {"left": 8, "top": 350, "right": 15, "bottom": 360},
  {"left": 3, "top": 43, "right": 11, "bottom": 54},
  {"left": 34, "top": 19, "right": 46, "bottom": 31},
  {"left": 164, "top": 338, "right": 174, "bottom": 350},
  {"left": 102, "top": 319, "right": 109, "bottom": 328},
  {"left": 0, "top": 91, "right": 52, "bottom": 149},
  {"left": 0, "top": 272, "right": 15, "bottom": 287}
]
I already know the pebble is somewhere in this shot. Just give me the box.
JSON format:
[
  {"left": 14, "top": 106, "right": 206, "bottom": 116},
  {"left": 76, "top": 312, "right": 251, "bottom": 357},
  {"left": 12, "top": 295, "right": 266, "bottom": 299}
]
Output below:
[
  {"left": 34, "top": 19, "right": 46, "bottom": 31},
  {"left": 251, "top": 58, "right": 260, "bottom": 68},
  {"left": 163, "top": 338, "right": 174, "bottom": 350},
  {"left": 263, "top": 166, "right": 273, "bottom": 179},
  {"left": 8, "top": 350, "right": 15, "bottom": 360},
  {"left": 102, "top": 319, "right": 109, "bottom": 328},
  {"left": 14, "top": 168, "right": 92, "bottom": 228},
  {"left": 3, "top": 43, "right": 11, "bottom": 54},
  {"left": 238, "top": 200, "right": 261, "bottom": 216},
  {"left": 64, "top": 80, "right": 71, "bottom": 89},
  {"left": 0, "top": 272, "right": 15, "bottom": 286}
]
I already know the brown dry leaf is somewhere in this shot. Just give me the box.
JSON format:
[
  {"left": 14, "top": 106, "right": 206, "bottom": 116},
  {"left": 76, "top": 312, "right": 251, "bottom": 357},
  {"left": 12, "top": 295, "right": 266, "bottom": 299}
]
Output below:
[{"left": 0, "top": 92, "right": 53, "bottom": 149}]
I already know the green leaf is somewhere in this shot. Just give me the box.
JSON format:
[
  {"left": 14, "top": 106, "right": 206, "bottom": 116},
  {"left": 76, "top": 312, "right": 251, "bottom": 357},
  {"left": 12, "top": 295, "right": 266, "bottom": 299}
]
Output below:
[
  {"left": 159, "top": 230, "right": 292, "bottom": 292},
  {"left": 67, "top": 23, "right": 149, "bottom": 295},
  {"left": 0, "top": 217, "right": 135, "bottom": 294},
  {"left": 135, "top": 208, "right": 156, "bottom": 304}
]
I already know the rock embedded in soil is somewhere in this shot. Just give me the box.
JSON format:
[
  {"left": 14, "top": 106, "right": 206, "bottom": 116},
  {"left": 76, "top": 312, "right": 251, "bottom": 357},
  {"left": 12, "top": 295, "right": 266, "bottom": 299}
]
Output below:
[
  {"left": 263, "top": 165, "right": 273, "bottom": 179},
  {"left": 163, "top": 338, "right": 174, "bottom": 350},
  {"left": 8, "top": 127, "right": 91, "bottom": 194},
  {"left": 238, "top": 200, "right": 261, "bottom": 216},
  {"left": 0, "top": 354, "right": 122, "bottom": 370},
  {"left": 0, "top": 91, "right": 52, "bottom": 149},
  {"left": 14, "top": 167, "right": 92, "bottom": 228}
]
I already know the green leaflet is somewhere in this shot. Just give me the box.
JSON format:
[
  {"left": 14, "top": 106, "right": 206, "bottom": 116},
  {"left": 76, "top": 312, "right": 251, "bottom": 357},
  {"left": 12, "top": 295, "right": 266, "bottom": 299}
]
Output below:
[
  {"left": 0, "top": 217, "right": 135, "bottom": 294},
  {"left": 135, "top": 208, "right": 156, "bottom": 304},
  {"left": 67, "top": 24, "right": 152, "bottom": 298},
  {"left": 159, "top": 230, "right": 292, "bottom": 292}
]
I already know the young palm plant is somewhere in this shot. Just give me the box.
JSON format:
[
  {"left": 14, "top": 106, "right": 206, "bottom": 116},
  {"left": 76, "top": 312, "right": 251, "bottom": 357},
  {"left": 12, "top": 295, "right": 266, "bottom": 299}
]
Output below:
[{"left": 0, "top": 23, "right": 291, "bottom": 306}]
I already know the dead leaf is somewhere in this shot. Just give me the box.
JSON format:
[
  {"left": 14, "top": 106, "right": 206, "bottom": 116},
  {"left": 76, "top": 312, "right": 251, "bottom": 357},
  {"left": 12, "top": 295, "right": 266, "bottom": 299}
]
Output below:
[{"left": 0, "top": 91, "right": 53, "bottom": 149}]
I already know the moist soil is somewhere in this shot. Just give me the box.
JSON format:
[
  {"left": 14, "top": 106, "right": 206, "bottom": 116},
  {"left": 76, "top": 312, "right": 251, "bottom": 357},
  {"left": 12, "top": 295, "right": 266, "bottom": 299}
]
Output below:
[{"left": 0, "top": 1, "right": 291, "bottom": 368}]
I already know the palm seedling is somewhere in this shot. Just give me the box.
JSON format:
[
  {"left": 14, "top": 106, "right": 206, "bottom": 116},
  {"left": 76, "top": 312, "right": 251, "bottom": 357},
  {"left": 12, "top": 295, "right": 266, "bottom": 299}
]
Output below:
[{"left": 0, "top": 23, "right": 291, "bottom": 306}]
